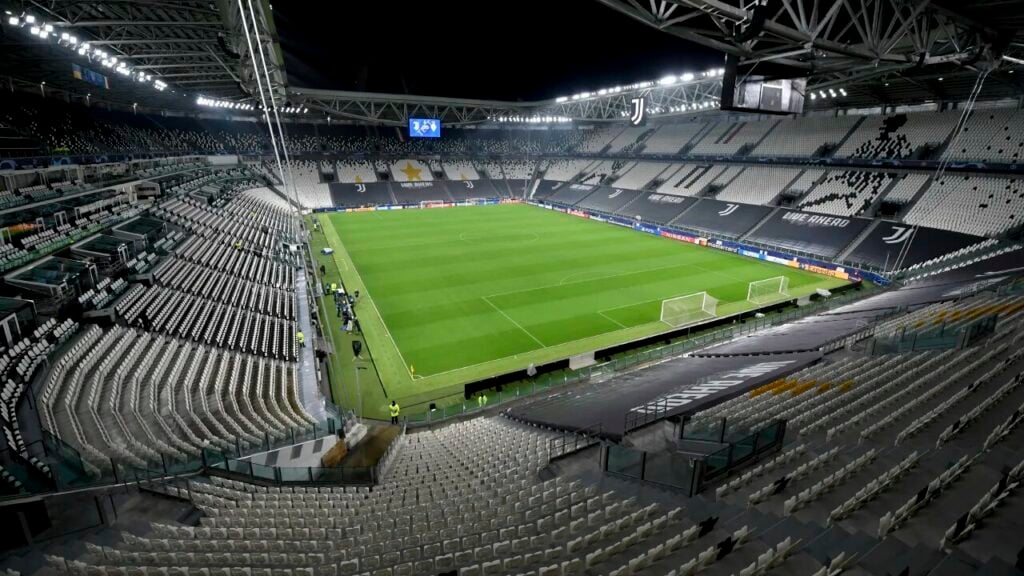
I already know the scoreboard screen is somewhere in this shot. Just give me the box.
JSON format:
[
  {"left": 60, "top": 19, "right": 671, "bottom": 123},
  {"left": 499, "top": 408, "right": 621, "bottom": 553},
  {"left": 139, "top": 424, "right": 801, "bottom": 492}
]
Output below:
[{"left": 408, "top": 118, "right": 441, "bottom": 138}]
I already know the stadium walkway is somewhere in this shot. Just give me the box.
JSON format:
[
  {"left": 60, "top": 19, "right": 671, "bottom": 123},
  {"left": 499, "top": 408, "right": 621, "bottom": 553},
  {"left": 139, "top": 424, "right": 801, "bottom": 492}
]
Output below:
[{"left": 296, "top": 267, "right": 330, "bottom": 422}]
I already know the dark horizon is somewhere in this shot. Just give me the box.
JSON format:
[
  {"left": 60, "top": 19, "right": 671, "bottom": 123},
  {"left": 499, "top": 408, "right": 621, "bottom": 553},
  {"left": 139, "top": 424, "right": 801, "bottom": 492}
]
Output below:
[{"left": 273, "top": 0, "right": 723, "bottom": 102}]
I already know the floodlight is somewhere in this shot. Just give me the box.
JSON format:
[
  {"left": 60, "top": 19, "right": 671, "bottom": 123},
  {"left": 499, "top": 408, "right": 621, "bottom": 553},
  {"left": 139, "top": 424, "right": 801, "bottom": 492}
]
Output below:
[
  {"left": 555, "top": 96, "right": 567, "bottom": 103},
  {"left": 25, "top": 14, "right": 35, "bottom": 23},
  {"left": 580, "top": 92, "right": 591, "bottom": 98},
  {"left": 60, "top": 32, "right": 68, "bottom": 40},
  {"left": 8, "top": 16, "right": 18, "bottom": 25},
  {"left": 681, "top": 73, "right": 694, "bottom": 82},
  {"left": 43, "top": 23, "right": 52, "bottom": 32},
  {"left": 69, "top": 35, "right": 77, "bottom": 44},
  {"left": 810, "top": 92, "right": 817, "bottom": 100},
  {"left": 39, "top": 30, "right": 48, "bottom": 39},
  {"left": 658, "top": 75, "right": 677, "bottom": 86},
  {"left": 29, "top": 25, "right": 39, "bottom": 35}
]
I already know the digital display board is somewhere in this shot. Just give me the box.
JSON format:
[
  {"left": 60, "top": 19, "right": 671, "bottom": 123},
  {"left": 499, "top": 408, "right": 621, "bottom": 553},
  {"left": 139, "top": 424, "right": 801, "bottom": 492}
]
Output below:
[{"left": 408, "top": 118, "right": 441, "bottom": 138}]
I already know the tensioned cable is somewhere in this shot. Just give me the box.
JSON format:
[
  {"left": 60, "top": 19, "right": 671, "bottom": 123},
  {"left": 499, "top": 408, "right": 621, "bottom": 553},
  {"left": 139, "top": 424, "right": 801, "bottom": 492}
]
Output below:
[
  {"left": 236, "top": 0, "right": 286, "bottom": 198},
  {"left": 246, "top": 0, "right": 300, "bottom": 214},
  {"left": 891, "top": 68, "right": 990, "bottom": 274}
]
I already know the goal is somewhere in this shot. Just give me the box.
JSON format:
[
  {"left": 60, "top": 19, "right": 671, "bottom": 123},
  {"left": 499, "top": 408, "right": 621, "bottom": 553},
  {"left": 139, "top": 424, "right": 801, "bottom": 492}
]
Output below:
[
  {"left": 660, "top": 292, "right": 719, "bottom": 327},
  {"left": 747, "top": 276, "right": 790, "bottom": 305}
]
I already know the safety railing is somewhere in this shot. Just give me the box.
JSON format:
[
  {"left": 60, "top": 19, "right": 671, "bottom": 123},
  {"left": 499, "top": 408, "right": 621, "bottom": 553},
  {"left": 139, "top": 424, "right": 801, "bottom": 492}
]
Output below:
[
  {"left": 603, "top": 420, "right": 786, "bottom": 495},
  {"left": 404, "top": 285, "right": 874, "bottom": 427},
  {"left": 0, "top": 418, "right": 340, "bottom": 504},
  {"left": 547, "top": 422, "right": 603, "bottom": 462}
]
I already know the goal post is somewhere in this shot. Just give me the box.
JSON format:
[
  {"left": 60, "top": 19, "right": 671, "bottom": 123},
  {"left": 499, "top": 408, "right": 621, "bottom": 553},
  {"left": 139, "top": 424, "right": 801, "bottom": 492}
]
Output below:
[
  {"left": 747, "top": 276, "right": 790, "bottom": 305},
  {"left": 661, "top": 292, "right": 719, "bottom": 327}
]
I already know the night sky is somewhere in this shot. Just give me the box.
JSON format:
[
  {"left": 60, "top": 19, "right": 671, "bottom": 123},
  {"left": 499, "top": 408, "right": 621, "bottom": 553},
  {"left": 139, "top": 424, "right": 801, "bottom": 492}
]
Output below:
[{"left": 273, "top": 0, "right": 723, "bottom": 101}]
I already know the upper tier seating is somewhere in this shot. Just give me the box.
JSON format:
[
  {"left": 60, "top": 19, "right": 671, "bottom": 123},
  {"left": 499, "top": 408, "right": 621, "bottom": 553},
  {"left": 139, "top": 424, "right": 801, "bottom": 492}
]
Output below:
[
  {"left": 945, "top": 107, "right": 1024, "bottom": 164},
  {"left": 689, "top": 119, "right": 778, "bottom": 156},
  {"left": 835, "top": 112, "right": 956, "bottom": 159},
  {"left": 641, "top": 121, "right": 710, "bottom": 155},
  {"left": 752, "top": 116, "right": 860, "bottom": 157},
  {"left": 905, "top": 175, "right": 1024, "bottom": 236}
]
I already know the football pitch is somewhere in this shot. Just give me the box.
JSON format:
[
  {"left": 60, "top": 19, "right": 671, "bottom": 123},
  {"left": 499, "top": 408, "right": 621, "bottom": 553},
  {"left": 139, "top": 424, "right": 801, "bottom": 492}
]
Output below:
[{"left": 312, "top": 203, "right": 848, "bottom": 416}]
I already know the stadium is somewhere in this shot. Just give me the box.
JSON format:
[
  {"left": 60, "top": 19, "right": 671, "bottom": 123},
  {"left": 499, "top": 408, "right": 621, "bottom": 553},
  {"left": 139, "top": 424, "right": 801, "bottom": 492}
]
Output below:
[{"left": 0, "top": 0, "right": 1023, "bottom": 574}]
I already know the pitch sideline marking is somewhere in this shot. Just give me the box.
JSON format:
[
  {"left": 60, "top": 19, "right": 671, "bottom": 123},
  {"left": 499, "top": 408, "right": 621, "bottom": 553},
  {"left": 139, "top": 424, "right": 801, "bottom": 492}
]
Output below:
[
  {"left": 321, "top": 208, "right": 831, "bottom": 383},
  {"left": 597, "top": 310, "right": 628, "bottom": 329},
  {"left": 321, "top": 215, "right": 415, "bottom": 382},
  {"left": 481, "top": 296, "right": 547, "bottom": 348}
]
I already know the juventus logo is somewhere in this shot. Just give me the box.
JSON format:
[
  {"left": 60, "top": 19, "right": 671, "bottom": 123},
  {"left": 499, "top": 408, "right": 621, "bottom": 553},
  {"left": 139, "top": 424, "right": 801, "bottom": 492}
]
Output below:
[
  {"left": 355, "top": 184, "right": 366, "bottom": 192},
  {"left": 882, "top": 226, "right": 913, "bottom": 244},
  {"left": 718, "top": 204, "right": 739, "bottom": 216},
  {"left": 464, "top": 181, "right": 474, "bottom": 189},
  {"left": 629, "top": 97, "right": 646, "bottom": 126}
]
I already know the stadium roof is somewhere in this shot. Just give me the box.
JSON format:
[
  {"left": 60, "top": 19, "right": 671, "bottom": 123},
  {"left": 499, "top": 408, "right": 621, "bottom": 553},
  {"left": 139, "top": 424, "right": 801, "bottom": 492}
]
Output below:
[
  {"left": 0, "top": 0, "right": 284, "bottom": 108},
  {"left": 597, "top": 0, "right": 1024, "bottom": 109},
  {"left": 1, "top": 0, "right": 1023, "bottom": 123}
]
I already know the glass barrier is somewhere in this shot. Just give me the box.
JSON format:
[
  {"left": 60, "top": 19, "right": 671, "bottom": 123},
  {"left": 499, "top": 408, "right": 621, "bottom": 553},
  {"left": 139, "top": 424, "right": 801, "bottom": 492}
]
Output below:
[{"left": 606, "top": 445, "right": 644, "bottom": 479}]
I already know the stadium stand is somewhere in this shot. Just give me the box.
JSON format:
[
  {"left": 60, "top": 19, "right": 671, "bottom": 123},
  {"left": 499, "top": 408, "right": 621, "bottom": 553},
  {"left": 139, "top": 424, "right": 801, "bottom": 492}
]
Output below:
[
  {"left": 656, "top": 164, "right": 729, "bottom": 196},
  {"left": 689, "top": 119, "right": 778, "bottom": 155},
  {"left": 336, "top": 159, "right": 379, "bottom": 184},
  {"left": 797, "top": 170, "right": 896, "bottom": 217},
  {"left": 716, "top": 167, "right": 803, "bottom": 206},
  {"left": 610, "top": 162, "right": 671, "bottom": 190},
  {"left": 542, "top": 159, "right": 593, "bottom": 182},
  {"left": 904, "top": 175, "right": 1024, "bottom": 236},
  {"left": 442, "top": 160, "right": 480, "bottom": 181},
  {"left": 7, "top": 62, "right": 1024, "bottom": 576},
  {"left": 751, "top": 116, "right": 861, "bottom": 157},
  {"left": 578, "top": 126, "right": 622, "bottom": 153},
  {"left": 284, "top": 160, "right": 333, "bottom": 209},
  {"left": 745, "top": 209, "right": 873, "bottom": 257},
  {"left": 615, "top": 192, "right": 698, "bottom": 224},
  {"left": 390, "top": 159, "right": 433, "bottom": 182},
  {"left": 641, "top": 121, "right": 710, "bottom": 155},
  {"left": 672, "top": 198, "right": 774, "bottom": 237},
  {"left": 946, "top": 107, "right": 1024, "bottom": 163},
  {"left": 835, "top": 111, "right": 956, "bottom": 159},
  {"left": 575, "top": 187, "right": 644, "bottom": 214}
]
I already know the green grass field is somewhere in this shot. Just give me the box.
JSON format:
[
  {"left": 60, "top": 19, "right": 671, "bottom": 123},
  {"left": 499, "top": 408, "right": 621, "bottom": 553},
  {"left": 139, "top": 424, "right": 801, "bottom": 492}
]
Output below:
[{"left": 312, "top": 203, "right": 847, "bottom": 418}]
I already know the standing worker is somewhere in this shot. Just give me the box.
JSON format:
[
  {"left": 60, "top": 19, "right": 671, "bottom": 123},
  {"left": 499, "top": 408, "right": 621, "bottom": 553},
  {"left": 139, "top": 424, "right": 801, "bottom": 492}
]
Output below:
[
  {"left": 389, "top": 400, "right": 400, "bottom": 425},
  {"left": 296, "top": 330, "right": 305, "bottom": 348}
]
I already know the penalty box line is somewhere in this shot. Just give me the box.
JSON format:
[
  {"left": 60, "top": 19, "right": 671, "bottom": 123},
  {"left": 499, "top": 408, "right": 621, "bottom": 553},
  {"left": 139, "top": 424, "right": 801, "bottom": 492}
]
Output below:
[{"left": 480, "top": 296, "right": 547, "bottom": 348}]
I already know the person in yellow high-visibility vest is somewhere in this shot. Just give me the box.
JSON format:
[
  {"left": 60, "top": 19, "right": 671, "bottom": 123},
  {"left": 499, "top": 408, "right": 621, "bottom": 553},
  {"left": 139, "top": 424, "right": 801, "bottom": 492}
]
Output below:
[
  {"left": 389, "top": 400, "right": 400, "bottom": 425},
  {"left": 296, "top": 331, "right": 305, "bottom": 348}
]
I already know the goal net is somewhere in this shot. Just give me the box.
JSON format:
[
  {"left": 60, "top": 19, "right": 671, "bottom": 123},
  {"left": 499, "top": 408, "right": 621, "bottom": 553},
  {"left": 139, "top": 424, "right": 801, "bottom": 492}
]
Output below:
[
  {"left": 660, "top": 292, "right": 719, "bottom": 327},
  {"left": 747, "top": 276, "right": 790, "bottom": 305}
]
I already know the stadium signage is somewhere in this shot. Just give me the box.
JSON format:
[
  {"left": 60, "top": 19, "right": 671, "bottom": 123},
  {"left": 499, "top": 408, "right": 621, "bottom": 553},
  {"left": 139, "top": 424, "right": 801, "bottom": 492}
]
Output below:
[
  {"left": 800, "top": 263, "right": 850, "bottom": 280},
  {"left": 781, "top": 212, "right": 851, "bottom": 228},
  {"left": 660, "top": 230, "right": 706, "bottom": 246},
  {"left": 629, "top": 360, "right": 799, "bottom": 415}
]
